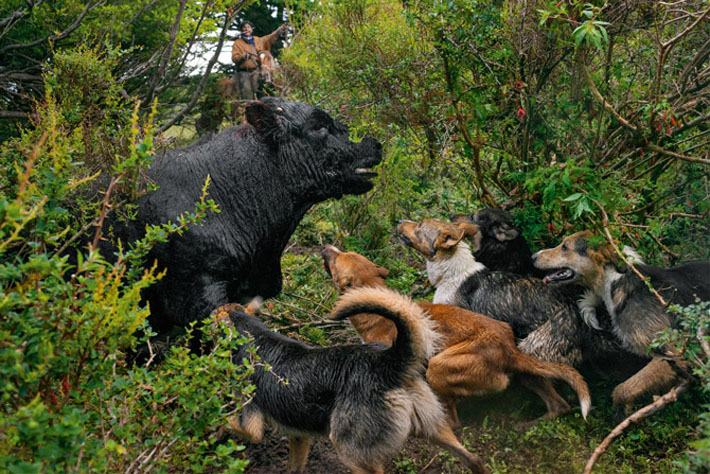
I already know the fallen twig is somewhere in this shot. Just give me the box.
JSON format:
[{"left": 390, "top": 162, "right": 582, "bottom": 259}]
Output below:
[{"left": 583, "top": 382, "right": 690, "bottom": 474}]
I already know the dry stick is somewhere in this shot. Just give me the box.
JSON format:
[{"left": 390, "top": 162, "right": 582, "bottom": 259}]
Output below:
[
  {"left": 668, "top": 211, "right": 707, "bottom": 219},
  {"left": 144, "top": 0, "right": 187, "bottom": 106},
  {"left": 583, "top": 382, "right": 690, "bottom": 474},
  {"left": 647, "top": 231, "right": 680, "bottom": 259},
  {"left": 284, "top": 290, "right": 334, "bottom": 313},
  {"left": 421, "top": 453, "right": 439, "bottom": 471},
  {"left": 157, "top": 2, "right": 245, "bottom": 133},
  {"left": 276, "top": 319, "right": 345, "bottom": 332},
  {"left": 89, "top": 174, "right": 123, "bottom": 251},
  {"left": 646, "top": 142, "right": 710, "bottom": 165}
]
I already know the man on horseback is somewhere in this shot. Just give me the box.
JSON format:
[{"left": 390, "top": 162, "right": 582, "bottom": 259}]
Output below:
[{"left": 231, "top": 20, "right": 286, "bottom": 100}]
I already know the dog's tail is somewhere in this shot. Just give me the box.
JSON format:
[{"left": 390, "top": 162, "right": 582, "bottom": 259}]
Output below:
[
  {"left": 511, "top": 352, "right": 591, "bottom": 420},
  {"left": 330, "top": 287, "right": 441, "bottom": 368}
]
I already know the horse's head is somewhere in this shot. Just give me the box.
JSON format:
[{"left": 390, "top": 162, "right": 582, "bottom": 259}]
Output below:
[{"left": 257, "top": 51, "right": 276, "bottom": 84}]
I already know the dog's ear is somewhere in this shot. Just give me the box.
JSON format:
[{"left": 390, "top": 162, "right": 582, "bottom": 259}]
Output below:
[
  {"left": 588, "top": 236, "right": 624, "bottom": 270},
  {"left": 449, "top": 213, "right": 471, "bottom": 224},
  {"left": 338, "top": 276, "right": 352, "bottom": 290},
  {"left": 375, "top": 265, "right": 390, "bottom": 279},
  {"left": 493, "top": 222, "right": 520, "bottom": 241},
  {"left": 434, "top": 227, "right": 465, "bottom": 250},
  {"left": 456, "top": 222, "right": 479, "bottom": 238},
  {"left": 455, "top": 222, "right": 483, "bottom": 251}
]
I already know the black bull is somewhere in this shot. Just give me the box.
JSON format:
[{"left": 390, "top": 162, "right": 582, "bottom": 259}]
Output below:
[{"left": 102, "top": 98, "right": 382, "bottom": 331}]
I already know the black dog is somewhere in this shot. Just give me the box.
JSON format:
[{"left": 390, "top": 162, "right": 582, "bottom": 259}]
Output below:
[
  {"left": 220, "top": 287, "right": 488, "bottom": 474},
  {"left": 452, "top": 209, "right": 648, "bottom": 381},
  {"left": 452, "top": 208, "right": 537, "bottom": 276}
]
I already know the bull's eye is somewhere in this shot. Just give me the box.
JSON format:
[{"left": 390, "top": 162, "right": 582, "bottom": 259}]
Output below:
[
  {"left": 308, "top": 127, "right": 329, "bottom": 141},
  {"left": 562, "top": 243, "right": 568, "bottom": 251}
]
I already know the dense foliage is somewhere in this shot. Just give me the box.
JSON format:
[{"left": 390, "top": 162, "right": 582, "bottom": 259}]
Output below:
[
  {"left": 282, "top": 0, "right": 709, "bottom": 262},
  {"left": 0, "top": 47, "right": 254, "bottom": 472}
]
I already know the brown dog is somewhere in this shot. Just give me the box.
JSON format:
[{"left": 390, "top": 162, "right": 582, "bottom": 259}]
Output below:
[{"left": 321, "top": 245, "right": 591, "bottom": 427}]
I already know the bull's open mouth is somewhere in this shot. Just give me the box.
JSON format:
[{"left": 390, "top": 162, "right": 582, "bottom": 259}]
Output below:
[
  {"left": 354, "top": 167, "right": 378, "bottom": 178},
  {"left": 542, "top": 268, "right": 575, "bottom": 284}
]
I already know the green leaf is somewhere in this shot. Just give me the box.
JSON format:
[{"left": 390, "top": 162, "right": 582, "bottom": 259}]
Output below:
[{"left": 563, "top": 193, "right": 583, "bottom": 202}]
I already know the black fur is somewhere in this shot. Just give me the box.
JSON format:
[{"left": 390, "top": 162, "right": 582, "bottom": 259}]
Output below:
[
  {"left": 454, "top": 210, "right": 647, "bottom": 376},
  {"left": 609, "top": 260, "right": 710, "bottom": 354},
  {"left": 457, "top": 269, "right": 590, "bottom": 365},
  {"left": 100, "top": 98, "right": 382, "bottom": 331},
  {"left": 468, "top": 208, "right": 538, "bottom": 276},
  {"left": 216, "top": 288, "right": 490, "bottom": 473},
  {"left": 233, "top": 312, "right": 406, "bottom": 435}
]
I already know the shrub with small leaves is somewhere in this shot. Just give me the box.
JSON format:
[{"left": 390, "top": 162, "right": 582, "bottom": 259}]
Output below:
[{"left": 0, "top": 44, "right": 254, "bottom": 473}]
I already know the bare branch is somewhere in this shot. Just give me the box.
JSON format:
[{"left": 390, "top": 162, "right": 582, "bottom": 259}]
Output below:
[
  {"left": 0, "top": 110, "right": 29, "bottom": 119},
  {"left": 646, "top": 142, "right": 710, "bottom": 165},
  {"left": 583, "top": 382, "right": 690, "bottom": 474},
  {"left": 577, "top": 56, "right": 638, "bottom": 133},
  {"left": 661, "top": 6, "right": 710, "bottom": 49},
  {"left": 155, "top": 0, "right": 213, "bottom": 94},
  {"left": 144, "top": 0, "right": 188, "bottom": 105},
  {"left": 157, "top": 7, "right": 237, "bottom": 133},
  {"left": 0, "top": 1, "right": 103, "bottom": 55}
]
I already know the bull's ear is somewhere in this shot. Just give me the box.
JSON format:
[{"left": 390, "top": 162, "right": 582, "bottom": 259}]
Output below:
[{"left": 245, "top": 101, "right": 280, "bottom": 141}]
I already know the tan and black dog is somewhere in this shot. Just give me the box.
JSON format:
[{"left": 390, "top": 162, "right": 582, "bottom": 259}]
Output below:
[
  {"left": 215, "top": 288, "right": 488, "bottom": 474},
  {"left": 321, "top": 245, "right": 591, "bottom": 427},
  {"left": 532, "top": 231, "right": 710, "bottom": 408}
]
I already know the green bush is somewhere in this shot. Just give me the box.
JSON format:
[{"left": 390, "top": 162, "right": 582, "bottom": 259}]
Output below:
[
  {"left": 0, "top": 45, "right": 253, "bottom": 473},
  {"left": 654, "top": 301, "right": 710, "bottom": 473}
]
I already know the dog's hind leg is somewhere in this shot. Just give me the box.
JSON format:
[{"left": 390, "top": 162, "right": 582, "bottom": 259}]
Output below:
[
  {"left": 518, "top": 375, "right": 571, "bottom": 420},
  {"left": 612, "top": 357, "right": 678, "bottom": 412},
  {"left": 430, "top": 424, "right": 489, "bottom": 474},
  {"left": 427, "top": 342, "right": 510, "bottom": 427},
  {"left": 286, "top": 436, "right": 311, "bottom": 472}
]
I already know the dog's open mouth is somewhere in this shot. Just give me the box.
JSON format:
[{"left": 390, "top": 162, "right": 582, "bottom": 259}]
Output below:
[{"left": 542, "top": 268, "right": 575, "bottom": 284}]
